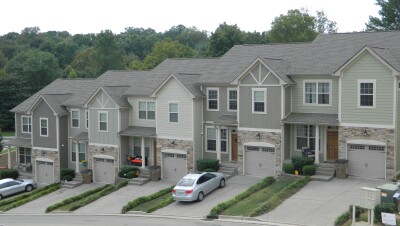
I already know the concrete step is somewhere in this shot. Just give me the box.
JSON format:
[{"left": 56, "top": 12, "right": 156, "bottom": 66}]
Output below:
[
  {"left": 311, "top": 174, "right": 334, "bottom": 181},
  {"left": 61, "top": 180, "right": 82, "bottom": 188},
  {"left": 315, "top": 170, "right": 334, "bottom": 176},
  {"left": 128, "top": 177, "right": 150, "bottom": 186},
  {"left": 220, "top": 162, "right": 238, "bottom": 168},
  {"left": 317, "top": 163, "right": 335, "bottom": 169},
  {"left": 219, "top": 167, "right": 236, "bottom": 174}
]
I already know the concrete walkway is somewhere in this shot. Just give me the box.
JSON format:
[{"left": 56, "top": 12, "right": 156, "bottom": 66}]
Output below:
[{"left": 257, "top": 177, "right": 386, "bottom": 226}]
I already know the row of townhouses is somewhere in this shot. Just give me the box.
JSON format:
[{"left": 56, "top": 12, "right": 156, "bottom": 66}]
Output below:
[{"left": 5, "top": 31, "right": 400, "bottom": 184}]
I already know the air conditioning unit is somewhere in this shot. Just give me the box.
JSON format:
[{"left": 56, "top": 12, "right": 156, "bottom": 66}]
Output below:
[{"left": 360, "top": 187, "right": 381, "bottom": 209}]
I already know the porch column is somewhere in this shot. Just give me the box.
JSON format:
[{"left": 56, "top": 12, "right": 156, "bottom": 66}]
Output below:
[
  {"left": 7, "top": 146, "right": 11, "bottom": 169},
  {"left": 315, "top": 125, "right": 320, "bottom": 164},
  {"left": 75, "top": 143, "right": 79, "bottom": 173},
  {"left": 141, "top": 137, "right": 145, "bottom": 168},
  {"left": 216, "top": 126, "right": 221, "bottom": 161}
]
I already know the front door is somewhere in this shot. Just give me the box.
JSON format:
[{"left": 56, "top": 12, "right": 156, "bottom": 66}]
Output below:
[
  {"left": 231, "top": 133, "right": 238, "bottom": 161},
  {"left": 327, "top": 131, "right": 338, "bottom": 160}
]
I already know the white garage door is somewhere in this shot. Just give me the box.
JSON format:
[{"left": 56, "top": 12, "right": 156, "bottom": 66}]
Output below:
[
  {"left": 245, "top": 146, "right": 275, "bottom": 177},
  {"left": 37, "top": 161, "right": 54, "bottom": 184},
  {"left": 348, "top": 144, "right": 385, "bottom": 179},
  {"left": 162, "top": 153, "right": 187, "bottom": 181},
  {"left": 94, "top": 157, "right": 115, "bottom": 184}
]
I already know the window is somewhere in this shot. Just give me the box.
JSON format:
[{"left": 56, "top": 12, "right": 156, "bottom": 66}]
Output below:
[
  {"left": 19, "top": 147, "right": 31, "bottom": 164},
  {"left": 139, "top": 101, "right": 155, "bottom": 120},
  {"left": 85, "top": 110, "right": 89, "bottom": 129},
  {"left": 220, "top": 128, "right": 227, "bottom": 153},
  {"left": 227, "top": 88, "right": 237, "bottom": 111},
  {"left": 304, "top": 81, "right": 331, "bottom": 105},
  {"left": 132, "top": 137, "right": 151, "bottom": 157},
  {"left": 21, "top": 116, "right": 31, "bottom": 133},
  {"left": 169, "top": 103, "right": 178, "bottom": 123},
  {"left": 296, "top": 125, "right": 315, "bottom": 150},
  {"left": 71, "top": 110, "right": 80, "bottom": 128},
  {"left": 99, "top": 112, "right": 108, "bottom": 131},
  {"left": 207, "top": 88, "right": 219, "bottom": 111},
  {"left": 207, "top": 127, "right": 216, "bottom": 151},
  {"left": 72, "top": 142, "right": 86, "bottom": 162},
  {"left": 40, "top": 118, "right": 48, "bottom": 137},
  {"left": 71, "top": 142, "right": 77, "bottom": 162},
  {"left": 252, "top": 88, "right": 267, "bottom": 113},
  {"left": 358, "top": 80, "right": 375, "bottom": 107}
]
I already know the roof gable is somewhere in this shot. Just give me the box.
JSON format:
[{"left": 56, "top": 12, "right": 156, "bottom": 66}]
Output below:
[
  {"left": 151, "top": 73, "right": 202, "bottom": 98},
  {"left": 84, "top": 86, "right": 120, "bottom": 109}
]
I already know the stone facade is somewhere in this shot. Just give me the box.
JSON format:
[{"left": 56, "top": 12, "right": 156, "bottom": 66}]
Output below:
[
  {"left": 339, "top": 126, "right": 395, "bottom": 180},
  {"left": 31, "top": 149, "right": 60, "bottom": 183},
  {"left": 237, "top": 130, "right": 282, "bottom": 176},
  {"left": 88, "top": 145, "right": 120, "bottom": 177},
  {"left": 156, "top": 138, "right": 194, "bottom": 172}
]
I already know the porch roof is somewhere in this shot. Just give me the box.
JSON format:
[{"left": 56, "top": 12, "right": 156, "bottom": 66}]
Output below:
[
  {"left": 213, "top": 115, "right": 238, "bottom": 126},
  {"left": 4, "top": 138, "right": 32, "bottom": 148},
  {"left": 72, "top": 132, "right": 88, "bottom": 141},
  {"left": 118, "top": 126, "right": 156, "bottom": 137},
  {"left": 281, "top": 113, "right": 339, "bottom": 125}
]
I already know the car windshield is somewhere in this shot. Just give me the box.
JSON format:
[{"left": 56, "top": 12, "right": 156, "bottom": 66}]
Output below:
[{"left": 177, "top": 178, "right": 195, "bottom": 186}]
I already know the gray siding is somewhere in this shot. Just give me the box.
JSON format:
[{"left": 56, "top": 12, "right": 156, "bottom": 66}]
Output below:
[
  {"left": 284, "top": 124, "right": 290, "bottom": 159},
  {"left": 69, "top": 108, "right": 87, "bottom": 138},
  {"left": 341, "top": 52, "right": 394, "bottom": 125},
  {"left": 120, "top": 109, "right": 129, "bottom": 130},
  {"left": 59, "top": 116, "right": 69, "bottom": 168},
  {"left": 120, "top": 136, "right": 129, "bottom": 166},
  {"left": 32, "top": 100, "right": 57, "bottom": 148},
  {"left": 285, "top": 87, "right": 291, "bottom": 116},
  {"left": 16, "top": 113, "right": 31, "bottom": 139},
  {"left": 203, "top": 86, "right": 237, "bottom": 122},
  {"left": 397, "top": 81, "right": 400, "bottom": 171},
  {"left": 193, "top": 98, "right": 203, "bottom": 167},
  {"left": 127, "top": 96, "right": 156, "bottom": 127}
]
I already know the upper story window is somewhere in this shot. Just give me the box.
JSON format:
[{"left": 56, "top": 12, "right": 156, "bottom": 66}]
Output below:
[
  {"left": 252, "top": 88, "right": 267, "bottom": 114},
  {"left": 40, "top": 118, "right": 48, "bottom": 137},
  {"left": 99, "top": 111, "right": 108, "bottom": 132},
  {"left": 85, "top": 110, "right": 89, "bottom": 129},
  {"left": 139, "top": 101, "right": 155, "bottom": 120},
  {"left": 71, "top": 110, "right": 80, "bottom": 128},
  {"left": 169, "top": 103, "right": 179, "bottom": 123},
  {"left": 227, "top": 88, "right": 237, "bottom": 111},
  {"left": 21, "top": 116, "right": 31, "bottom": 133},
  {"left": 358, "top": 80, "right": 375, "bottom": 108},
  {"left": 304, "top": 81, "right": 331, "bottom": 105},
  {"left": 207, "top": 88, "right": 219, "bottom": 111}
]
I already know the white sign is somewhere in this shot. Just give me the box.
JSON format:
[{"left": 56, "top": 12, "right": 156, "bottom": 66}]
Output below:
[{"left": 382, "top": 212, "right": 396, "bottom": 226}]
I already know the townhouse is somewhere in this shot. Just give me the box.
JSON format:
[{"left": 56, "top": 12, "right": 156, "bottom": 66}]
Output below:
[{"left": 6, "top": 31, "right": 400, "bottom": 184}]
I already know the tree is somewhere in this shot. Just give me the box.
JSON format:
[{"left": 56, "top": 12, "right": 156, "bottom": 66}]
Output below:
[
  {"left": 244, "top": 31, "right": 269, "bottom": 44},
  {"left": 70, "top": 48, "right": 97, "bottom": 77},
  {"left": 164, "top": 25, "right": 209, "bottom": 50},
  {"left": 119, "top": 27, "right": 162, "bottom": 60},
  {"left": 316, "top": 11, "right": 337, "bottom": 34},
  {"left": 208, "top": 22, "right": 245, "bottom": 57},
  {"left": 366, "top": 0, "right": 400, "bottom": 31},
  {"left": 93, "top": 30, "right": 125, "bottom": 75}
]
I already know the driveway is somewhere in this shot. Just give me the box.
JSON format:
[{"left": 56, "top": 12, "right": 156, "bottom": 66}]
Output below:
[
  {"left": 152, "top": 175, "right": 261, "bottom": 218},
  {"left": 257, "top": 177, "right": 386, "bottom": 226}
]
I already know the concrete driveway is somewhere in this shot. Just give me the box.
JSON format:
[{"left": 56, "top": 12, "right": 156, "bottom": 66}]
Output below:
[
  {"left": 152, "top": 175, "right": 261, "bottom": 218},
  {"left": 257, "top": 177, "right": 386, "bottom": 226}
]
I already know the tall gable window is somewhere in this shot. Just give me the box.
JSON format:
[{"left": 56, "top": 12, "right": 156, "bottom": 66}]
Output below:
[
  {"left": 139, "top": 101, "right": 155, "bottom": 120},
  {"left": 207, "top": 88, "right": 219, "bottom": 111},
  {"left": 227, "top": 88, "right": 237, "bottom": 111},
  {"left": 304, "top": 81, "right": 331, "bottom": 105},
  {"left": 252, "top": 88, "right": 267, "bottom": 114},
  {"left": 99, "top": 111, "right": 108, "bottom": 132},
  {"left": 40, "top": 118, "right": 48, "bottom": 137},
  {"left": 71, "top": 110, "right": 80, "bottom": 128},
  {"left": 207, "top": 127, "right": 216, "bottom": 151},
  {"left": 358, "top": 80, "right": 375, "bottom": 107},
  {"left": 169, "top": 103, "right": 179, "bottom": 123},
  {"left": 220, "top": 128, "right": 227, "bottom": 153},
  {"left": 21, "top": 116, "right": 31, "bottom": 133}
]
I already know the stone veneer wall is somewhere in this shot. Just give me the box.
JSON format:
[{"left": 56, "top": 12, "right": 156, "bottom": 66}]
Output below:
[
  {"left": 338, "top": 126, "right": 395, "bottom": 180},
  {"left": 32, "top": 149, "right": 60, "bottom": 182},
  {"left": 237, "top": 130, "right": 282, "bottom": 176},
  {"left": 88, "top": 145, "right": 120, "bottom": 176},
  {"left": 156, "top": 139, "right": 194, "bottom": 172}
]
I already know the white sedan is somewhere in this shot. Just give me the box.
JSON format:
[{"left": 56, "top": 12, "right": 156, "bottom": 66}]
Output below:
[
  {"left": 0, "top": 178, "right": 37, "bottom": 200},
  {"left": 172, "top": 172, "right": 225, "bottom": 202}
]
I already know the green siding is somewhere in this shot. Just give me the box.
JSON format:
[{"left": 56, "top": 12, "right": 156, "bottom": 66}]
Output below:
[{"left": 341, "top": 52, "right": 394, "bottom": 125}]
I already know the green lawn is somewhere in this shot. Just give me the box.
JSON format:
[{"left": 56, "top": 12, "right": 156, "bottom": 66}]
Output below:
[
  {"left": 132, "top": 193, "right": 172, "bottom": 212},
  {"left": 221, "top": 179, "right": 295, "bottom": 216},
  {"left": 1, "top": 131, "right": 15, "bottom": 137}
]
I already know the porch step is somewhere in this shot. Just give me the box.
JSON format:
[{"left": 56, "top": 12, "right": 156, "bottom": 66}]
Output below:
[
  {"left": 18, "top": 171, "right": 33, "bottom": 179},
  {"left": 220, "top": 161, "right": 238, "bottom": 168},
  {"left": 73, "top": 173, "right": 84, "bottom": 183},
  {"left": 128, "top": 177, "right": 150, "bottom": 186},
  {"left": 61, "top": 180, "right": 82, "bottom": 188},
  {"left": 218, "top": 162, "right": 238, "bottom": 181},
  {"left": 311, "top": 174, "right": 334, "bottom": 182},
  {"left": 312, "top": 163, "right": 335, "bottom": 181},
  {"left": 138, "top": 168, "right": 151, "bottom": 179}
]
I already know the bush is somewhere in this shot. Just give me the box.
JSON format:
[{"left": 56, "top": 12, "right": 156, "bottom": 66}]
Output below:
[
  {"left": 203, "top": 168, "right": 215, "bottom": 172},
  {"left": 291, "top": 156, "right": 314, "bottom": 174},
  {"left": 122, "top": 186, "right": 174, "bottom": 214},
  {"left": 302, "top": 165, "right": 316, "bottom": 176},
  {"left": 348, "top": 205, "right": 362, "bottom": 220},
  {"left": 196, "top": 159, "right": 220, "bottom": 172},
  {"left": 283, "top": 163, "right": 295, "bottom": 174},
  {"left": 335, "top": 211, "right": 350, "bottom": 226},
  {"left": 60, "top": 168, "right": 75, "bottom": 181},
  {"left": 118, "top": 165, "right": 139, "bottom": 178},
  {"left": 126, "top": 171, "right": 136, "bottom": 179},
  {"left": 62, "top": 175, "right": 74, "bottom": 182},
  {"left": 374, "top": 203, "right": 397, "bottom": 222},
  {"left": 0, "top": 169, "right": 19, "bottom": 179}
]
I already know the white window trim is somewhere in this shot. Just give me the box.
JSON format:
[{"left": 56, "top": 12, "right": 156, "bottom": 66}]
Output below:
[
  {"left": 220, "top": 127, "right": 228, "bottom": 153},
  {"left": 252, "top": 88, "right": 267, "bottom": 114},
  {"left": 71, "top": 109, "right": 80, "bottom": 128},
  {"left": 40, "top": 117, "right": 48, "bottom": 137},
  {"left": 138, "top": 100, "right": 156, "bottom": 120},
  {"left": 168, "top": 102, "right": 179, "bottom": 123},
  {"left": 71, "top": 141, "right": 77, "bottom": 162},
  {"left": 85, "top": 109, "right": 89, "bottom": 129},
  {"left": 98, "top": 111, "right": 108, "bottom": 132},
  {"left": 358, "top": 79, "right": 376, "bottom": 108},
  {"left": 227, "top": 88, "right": 237, "bottom": 112},
  {"left": 21, "top": 115, "right": 31, "bottom": 134},
  {"left": 205, "top": 126, "right": 217, "bottom": 152},
  {"left": 303, "top": 80, "right": 332, "bottom": 106},
  {"left": 207, "top": 87, "right": 219, "bottom": 111}
]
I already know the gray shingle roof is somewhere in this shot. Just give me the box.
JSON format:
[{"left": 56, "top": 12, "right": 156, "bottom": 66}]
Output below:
[
  {"left": 173, "top": 73, "right": 204, "bottom": 97},
  {"left": 101, "top": 86, "right": 130, "bottom": 107},
  {"left": 118, "top": 126, "right": 156, "bottom": 137},
  {"left": 41, "top": 94, "right": 71, "bottom": 115},
  {"left": 282, "top": 113, "right": 339, "bottom": 125},
  {"left": 5, "top": 138, "right": 32, "bottom": 147},
  {"left": 214, "top": 115, "right": 237, "bottom": 126},
  {"left": 72, "top": 132, "right": 88, "bottom": 141}
]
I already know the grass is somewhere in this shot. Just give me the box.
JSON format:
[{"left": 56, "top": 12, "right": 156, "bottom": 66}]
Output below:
[
  {"left": 1, "top": 131, "right": 15, "bottom": 137},
  {"left": 132, "top": 193, "right": 172, "bottom": 212},
  {"left": 221, "top": 179, "right": 295, "bottom": 216}
]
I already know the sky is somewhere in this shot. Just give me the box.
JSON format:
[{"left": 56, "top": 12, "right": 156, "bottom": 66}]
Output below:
[{"left": 1, "top": 0, "right": 380, "bottom": 35}]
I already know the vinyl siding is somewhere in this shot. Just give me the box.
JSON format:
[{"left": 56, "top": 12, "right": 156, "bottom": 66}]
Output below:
[
  {"left": 156, "top": 78, "right": 193, "bottom": 139},
  {"left": 127, "top": 96, "right": 156, "bottom": 127},
  {"left": 285, "top": 87, "right": 291, "bottom": 116},
  {"left": 120, "top": 109, "right": 129, "bottom": 130},
  {"left": 203, "top": 86, "right": 237, "bottom": 122},
  {"left": 397, "top": 82, "right": 400, "bottom": 171},
  {"left": 193, "top": 98, "right": 203, "bottom": 168},
  {"left": 16, "top": 113, "right": 31, "bottom": 139},
  {"left": 59, "top": 116, "right": 69, "bottom": 168},
  {"left": 32, "top": 100, "right": 57, "bottom": 148},
  {"left": 341, "top": 52, "right": 394, "bottom": 125},
  {"left": 69, "top": 108, "right": 87, "bottom": 138},
  {"left": 291, "top": 76, "right": 338, "bottom": 114}
]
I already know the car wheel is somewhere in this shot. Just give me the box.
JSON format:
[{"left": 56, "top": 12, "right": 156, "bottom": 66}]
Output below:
[
  {"left": 219, "top": 178, "right": 225, "bottom": 188},
  {"left": 25, "top": 185, "right": 33, "bottom": 192},
  {"left": 197, "top": 192, "right": 204, "bottom": 202}
]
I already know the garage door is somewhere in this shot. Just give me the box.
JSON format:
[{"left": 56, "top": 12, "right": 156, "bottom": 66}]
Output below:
[
  {"left": 94, "top": 157, "right": 115, "bottom": 184},
  {"left": 37, "top": 161, "right": 54, "bottom": 184},
  {"left": 245, "top": 146, "right": 275, "bottom": 177},
  {"left": 348, "top": 144, "right": 385, "bottom": 179},
  {"left": 162, "top": 153, "right": 187, "bottom": 181}
]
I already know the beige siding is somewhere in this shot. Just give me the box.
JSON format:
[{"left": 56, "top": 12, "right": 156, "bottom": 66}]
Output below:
[{"left": 127, "top": 96, "right": 156, "bottom": 127}]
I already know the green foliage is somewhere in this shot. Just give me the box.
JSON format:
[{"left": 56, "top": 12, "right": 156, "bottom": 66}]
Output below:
[
  {"left": 0, "top": 133, "right": 3, "bottom": 151},
  {"left": 366, "top": 0, "right": 400, "bottom": 31},
  {"left": 208, "top": 22, "right": 245, "bottom": 57},
  {"left": 126, "top": 171, "right": 136, "bottom": 179},
  {"left": 0, "top": 169, "right": 19, "bottom": 179},
  {"left": 60, "top": 168, "right": 75, "bottom": 181},
  {"left": 93, "top": 30, "right": 125, "bottom": 75},
  {"left": 283, "top": 163, "right": 295, "bottom": 174},
  {"left": 118, "top": 165, "right": 139, "bottom": 178},
  {"left": 348, "top": 205, "right": 362, "bottom": 220},
  {"left": 334, "top": 211, "right": 351, "bottom": 226},
  {"left": 70, "top": 48, "right": 97, "bottom": 78},
  {"left": 302, "top": 165, "right": 316, "bottom": 176},
  {"left": 291, "top": 156, "right": 314, "bottom": 174},
  {"left": 374, "top": 203, "right": 397, "bottom": 222},
  {"left": 196, "top": 159, "right": 220, "bottom": 172},
  {"left": 203, "top": 168, "right": 215, "bottom": 172},
  {"left": 146, "top": 196, "right": 174, "bottom": 213}
]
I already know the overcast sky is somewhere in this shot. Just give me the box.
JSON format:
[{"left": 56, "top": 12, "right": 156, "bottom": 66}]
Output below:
[{"left": 1, "top": 0, "right": 379, "bottom": 35}]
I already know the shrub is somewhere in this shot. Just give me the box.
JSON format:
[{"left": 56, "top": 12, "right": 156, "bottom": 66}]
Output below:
[
  {"left": 302, "top": 165, "right": 316, "bottom": 176},
  {"left": 335, "top": 211, "right": 350, "bottom": 226},
  {"left": 203, "top": 168, "right": 215, "bottom": 172},
  {"left": 126, "top": 171, "right": 136, "bottom": 179},
  {"left": 62, "top": 175, "right": 74, "bottom": 182},
  {"left": 0, "top": 169, "right": 19, "bottom": 179},
  {"left": 283, "top": 163, "right": 295, "bottom": 174},
  {"left": 122, "top": 186, "right": 174, "bottom": 214},
  {"left": 374, "top": 203, "right": 397, "bottom": 222},
  {"left": 60, "top": 168, "right": 75, "bottom": 181},
  {"left": 348, "top": 205, "right": 362, "bottom": 220},
  {"left": 196, "top": 159, "right": 220, "bottom": 172},
  {"left": 118, "top": 165, "right": 139, "bottom": 178},
  {"left": 291, "top": 156, "right": 314, "bottom": 174}
]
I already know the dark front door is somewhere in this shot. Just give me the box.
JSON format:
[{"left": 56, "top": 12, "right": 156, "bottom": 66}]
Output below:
[
  {"left": 231, "top": 133, "right": 238, "bottom": 161},
  {"left": 327, "top": 131, "right": 338, "bottom": 160}
]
